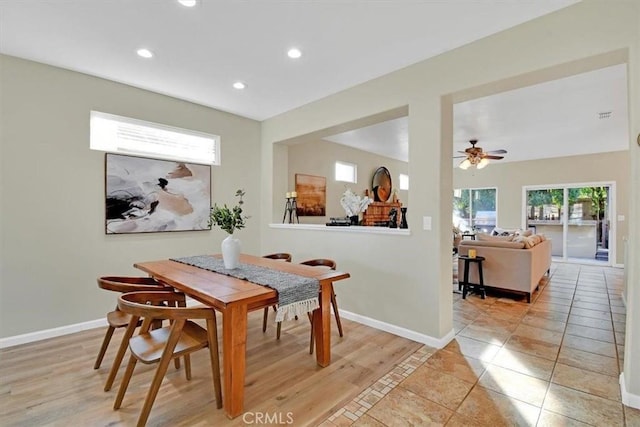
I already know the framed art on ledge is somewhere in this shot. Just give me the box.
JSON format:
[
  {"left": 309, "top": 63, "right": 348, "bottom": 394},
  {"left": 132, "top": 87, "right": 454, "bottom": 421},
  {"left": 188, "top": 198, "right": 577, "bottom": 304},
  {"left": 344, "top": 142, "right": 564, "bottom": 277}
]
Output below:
[
  {"left": 105, "top": 153, "right": 211, "bottom": 234},
  {"left": 295, "top": 173, "right": 326, "bottom": 216}
]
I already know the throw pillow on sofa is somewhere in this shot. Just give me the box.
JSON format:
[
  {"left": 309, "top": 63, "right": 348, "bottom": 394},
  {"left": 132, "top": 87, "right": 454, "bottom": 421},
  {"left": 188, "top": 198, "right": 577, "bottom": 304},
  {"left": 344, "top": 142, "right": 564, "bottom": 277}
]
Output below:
[
  {"left": 491, "top": 226, "right": 533, "bottom": 237},
  {"left": 513, "top": 233, "right": 545, "bottom": 248},
  {"left": 478, "top": 233, "right": 515, "bottom": 242},
  {"left": 491, "top": 227, "right": 516, "bottom": 236},
  {"left": 513, "top": 235, "right": 533, "bottom": 248}
]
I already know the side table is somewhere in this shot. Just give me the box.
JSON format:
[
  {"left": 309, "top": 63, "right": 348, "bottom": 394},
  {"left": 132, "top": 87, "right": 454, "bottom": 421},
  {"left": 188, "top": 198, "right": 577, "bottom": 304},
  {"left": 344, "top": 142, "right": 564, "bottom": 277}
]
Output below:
[{"left": 459, "top": 255, "right": 486, "bottom": 299}]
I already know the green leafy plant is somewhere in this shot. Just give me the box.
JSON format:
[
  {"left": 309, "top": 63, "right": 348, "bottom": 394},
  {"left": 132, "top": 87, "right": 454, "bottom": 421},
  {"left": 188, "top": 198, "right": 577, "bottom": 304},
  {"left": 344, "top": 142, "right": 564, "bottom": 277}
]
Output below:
[{"left": 208, "top": 189, "right": 248, "bottom": 234}]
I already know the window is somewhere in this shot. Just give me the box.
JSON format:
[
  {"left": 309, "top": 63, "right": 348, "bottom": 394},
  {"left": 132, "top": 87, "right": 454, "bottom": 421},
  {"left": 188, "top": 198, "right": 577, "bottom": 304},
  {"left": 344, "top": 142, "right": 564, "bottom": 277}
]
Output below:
[
  {"left": 335, "top": 161, "right": 357, "bottom": 183},
  {"left": 453, "top": 187, "right": 497, "bottom": 233},
  {"left": 399, "top": 173, "right": 409, "bottom": 190},
  {"left": 90, "top": 111, "right": 220, "bottom": 165}
]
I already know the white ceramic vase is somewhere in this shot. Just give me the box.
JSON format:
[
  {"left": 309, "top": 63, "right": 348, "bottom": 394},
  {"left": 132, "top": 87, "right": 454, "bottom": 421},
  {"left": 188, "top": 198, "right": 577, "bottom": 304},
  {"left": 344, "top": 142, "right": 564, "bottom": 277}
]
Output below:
[{"left": 221, "top": 233, "right": 241, "bottom": 269}]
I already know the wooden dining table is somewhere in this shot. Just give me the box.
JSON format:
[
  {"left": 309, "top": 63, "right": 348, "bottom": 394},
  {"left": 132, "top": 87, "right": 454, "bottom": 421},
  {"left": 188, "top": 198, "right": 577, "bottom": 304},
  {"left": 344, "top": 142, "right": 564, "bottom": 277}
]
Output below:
[{"left": 134, "top": 253, "right": 350, "bottom": 419}]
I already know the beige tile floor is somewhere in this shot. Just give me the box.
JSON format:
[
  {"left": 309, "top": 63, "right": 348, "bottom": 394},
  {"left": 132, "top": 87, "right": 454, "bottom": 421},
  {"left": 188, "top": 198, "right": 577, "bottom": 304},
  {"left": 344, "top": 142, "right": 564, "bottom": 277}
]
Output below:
[{"left": 320, "top": 262, "right": 640, "bottom": 426}]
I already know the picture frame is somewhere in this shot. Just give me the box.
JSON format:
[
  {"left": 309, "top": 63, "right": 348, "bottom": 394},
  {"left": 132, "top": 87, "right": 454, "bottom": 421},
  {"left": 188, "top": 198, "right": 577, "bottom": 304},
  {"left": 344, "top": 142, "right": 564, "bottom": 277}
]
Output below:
[
  {"left": 295, "top": 173, "right": 326, "bottom": 217},
  {"left": 105, "top": 153, "right": 211, "bottom": 234}
]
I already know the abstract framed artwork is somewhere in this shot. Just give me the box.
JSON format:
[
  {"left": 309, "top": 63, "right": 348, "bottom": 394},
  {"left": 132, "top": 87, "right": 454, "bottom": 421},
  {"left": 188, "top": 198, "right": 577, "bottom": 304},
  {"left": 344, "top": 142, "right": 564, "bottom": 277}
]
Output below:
[
  {"left": 105, "top": 153, "right": 211, "bottom": 234},
  {"left": 295, "top": 173, "right": 326, "bottom": 216}
]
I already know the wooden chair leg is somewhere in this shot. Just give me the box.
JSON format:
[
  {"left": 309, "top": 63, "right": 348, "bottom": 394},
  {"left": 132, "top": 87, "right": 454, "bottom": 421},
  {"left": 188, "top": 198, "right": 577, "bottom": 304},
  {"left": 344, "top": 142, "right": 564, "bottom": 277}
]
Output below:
[
  {"left": 94, "top": 326, "right": 115, "bottom": 369},
  {"left": 206, "top": 317, "right": 223, "bottom": 409},
  {"left": 113, "top": 355, "right": 138, "bottom": 409},
  {"left": 184, "top": 354, "right": 192, "bottom": 380},
  {"left": 163, "top": 319, "right": 182, "bottom": 370},
  {"left": 175, "top": 297, "right": 185, "bottom": 370},
  {"left": 330, "top": 288, "right": 343, "bottom": 338},
  {"left": 105, "top": 317, "right": 138, "bottom": 391},
  {"left": 136, "top": 321, "right": 184, "bottom": 427},
  {"left": 262, "top": 307, "right": 269, "bottom": 332},
  {"left": 308, "top": 312, "right": 314, "bottom": 354},
  {"left": 268, "top": 306, "right": 296, "bottom": 339}
]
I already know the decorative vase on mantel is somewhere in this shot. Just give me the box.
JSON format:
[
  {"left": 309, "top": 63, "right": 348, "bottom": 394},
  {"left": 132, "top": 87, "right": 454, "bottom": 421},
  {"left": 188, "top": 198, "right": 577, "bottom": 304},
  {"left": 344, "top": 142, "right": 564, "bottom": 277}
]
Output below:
[
  {"left": 221, "top": 233, "right": 241, "bottom": 269},
  {"left": 400, "top": 207, "right": 408, "bottom": 229}
]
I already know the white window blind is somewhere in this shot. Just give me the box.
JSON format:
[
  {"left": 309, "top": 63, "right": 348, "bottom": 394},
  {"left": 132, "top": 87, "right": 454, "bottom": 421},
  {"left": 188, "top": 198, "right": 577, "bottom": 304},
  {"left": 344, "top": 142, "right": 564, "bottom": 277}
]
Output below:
[
  {"left": 335, "top": 161, "right": 357, "bottom": 183},
  {"left": 90, "top": 111, "right": 220, "bottom": 165}
]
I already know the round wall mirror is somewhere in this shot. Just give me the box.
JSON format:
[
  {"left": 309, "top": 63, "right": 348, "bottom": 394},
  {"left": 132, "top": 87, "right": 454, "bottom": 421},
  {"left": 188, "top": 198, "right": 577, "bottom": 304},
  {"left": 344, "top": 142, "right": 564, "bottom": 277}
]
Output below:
[{"left": 372, "top": 167, "right": 392, "bottom": 202}]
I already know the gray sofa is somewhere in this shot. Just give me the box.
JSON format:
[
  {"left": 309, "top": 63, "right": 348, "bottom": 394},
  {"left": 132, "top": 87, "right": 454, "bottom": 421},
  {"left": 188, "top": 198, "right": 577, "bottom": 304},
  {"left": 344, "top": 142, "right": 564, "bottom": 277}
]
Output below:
[{"left": 458, "top": 238, "right": 552, "bottom": 302}]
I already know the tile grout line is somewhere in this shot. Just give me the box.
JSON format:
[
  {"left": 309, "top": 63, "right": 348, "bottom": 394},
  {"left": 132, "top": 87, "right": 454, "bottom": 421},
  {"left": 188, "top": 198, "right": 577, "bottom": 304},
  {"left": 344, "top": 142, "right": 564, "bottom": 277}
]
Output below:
[
  {"left": 604, "top": 266, "right": 630, "bottom": 427},
  {"left": 538, "top": 266, "right": 583, "bottom": 426},
  {"left": 542, "top": 266, "right": 627, "bottom": 425},
  {"left": 322, "top": 263, "right": 627, "bottom": 426}
]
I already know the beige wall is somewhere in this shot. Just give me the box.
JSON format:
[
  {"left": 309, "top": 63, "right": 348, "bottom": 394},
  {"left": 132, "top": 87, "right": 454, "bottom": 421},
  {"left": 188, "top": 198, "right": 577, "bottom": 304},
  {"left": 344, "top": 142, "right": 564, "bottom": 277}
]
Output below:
[
  {"left": 453, "top": 150, "right": 629, "bottom": 265},
  {"left": 260, "top": 1, "right": 639, "bottom": 358},
  {"left": 0, "top": 55, "right": 262, "bottom": 338},
  {"left": 2, "top": 0, "right": 640, "bottom": 405},
  {"left": 286, "top": 139, "right": 408, "bottom": 223},
  {"left": 623, "top": 0, "right": 640, "bottom": 401}
]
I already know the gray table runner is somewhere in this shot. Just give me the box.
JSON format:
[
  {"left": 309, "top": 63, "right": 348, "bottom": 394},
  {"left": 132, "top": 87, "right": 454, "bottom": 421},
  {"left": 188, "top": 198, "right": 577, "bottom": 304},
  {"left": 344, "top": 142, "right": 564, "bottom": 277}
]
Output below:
[{"left": 171, "top": 255, "right": 320, "bottom": 322}]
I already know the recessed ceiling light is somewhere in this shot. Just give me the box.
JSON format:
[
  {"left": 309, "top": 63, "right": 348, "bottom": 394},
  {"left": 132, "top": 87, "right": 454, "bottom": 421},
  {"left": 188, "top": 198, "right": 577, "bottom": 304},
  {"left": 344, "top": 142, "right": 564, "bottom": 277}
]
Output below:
[
  {"left": 287, "top": 48, "right": 302, "bottom": 59},
  {"left": 136, "top": 48, "right": 154, "bottom": 59},
  {"left": 233, "top": 81, "right": 246, "bottom": 90},
  {"left": 178, "top": 0, "right": 197, "bottom": 7}
]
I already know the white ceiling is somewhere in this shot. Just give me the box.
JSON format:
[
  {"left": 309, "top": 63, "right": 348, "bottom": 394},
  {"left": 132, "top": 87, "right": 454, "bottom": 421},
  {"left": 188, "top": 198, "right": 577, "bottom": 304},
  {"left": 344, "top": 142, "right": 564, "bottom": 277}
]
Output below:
[
  {"left": 325, "top": 63, "right": 629, "bottom": 164},
  {"left": 325, "top": 117, "right": 409, "bottom": 162},
  {"left": 4, "top": 0, "right": 625, "bottom": 165},
  {"left": 0, "top": 0, "right": 579, "bottom": 121}
]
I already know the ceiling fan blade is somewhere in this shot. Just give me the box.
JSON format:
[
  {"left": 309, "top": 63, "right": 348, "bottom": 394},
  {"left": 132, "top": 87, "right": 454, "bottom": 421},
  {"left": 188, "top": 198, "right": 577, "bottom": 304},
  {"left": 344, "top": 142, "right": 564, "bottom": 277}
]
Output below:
[
  {"left": 486, "top": 149, "right": 507, "bottom": 154},
  {"left": 483, "top": 155, "right": 504, "bottom": 160},
  {"left": 453, "top": 155, "right": 467, "bottom": 159}
]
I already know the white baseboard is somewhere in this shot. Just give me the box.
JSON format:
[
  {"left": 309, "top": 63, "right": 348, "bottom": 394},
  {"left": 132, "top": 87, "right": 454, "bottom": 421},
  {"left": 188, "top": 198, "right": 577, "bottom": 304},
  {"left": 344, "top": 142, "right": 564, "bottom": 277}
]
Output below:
[
  {"left": 339, "top": 309, "right": 455, "bottom": 349},
  {"left": 0, "top": 318, "right": 107, "bottom": 349},
  {"left": 0, "top": 298, "right": 203, "bottom": 349},
  {"left": 2, "top": 305, "right": 455, "bottom": 351},
  {"left": 620, "top": 372, "right": 640, "bottom": 409}
]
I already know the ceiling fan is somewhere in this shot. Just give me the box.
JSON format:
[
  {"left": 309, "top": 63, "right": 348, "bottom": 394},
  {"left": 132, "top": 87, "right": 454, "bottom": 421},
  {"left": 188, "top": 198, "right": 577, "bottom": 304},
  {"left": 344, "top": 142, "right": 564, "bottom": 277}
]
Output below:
[{"left": 454, "top": 139, "right": 507, "bottom": 170}]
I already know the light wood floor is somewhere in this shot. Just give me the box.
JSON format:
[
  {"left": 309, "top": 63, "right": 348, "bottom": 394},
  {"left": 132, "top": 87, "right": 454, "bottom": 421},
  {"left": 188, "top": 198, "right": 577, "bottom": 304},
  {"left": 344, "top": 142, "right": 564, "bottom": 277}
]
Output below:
[{"left": 0, "top": 310, "right": 421, "bottom": 426}]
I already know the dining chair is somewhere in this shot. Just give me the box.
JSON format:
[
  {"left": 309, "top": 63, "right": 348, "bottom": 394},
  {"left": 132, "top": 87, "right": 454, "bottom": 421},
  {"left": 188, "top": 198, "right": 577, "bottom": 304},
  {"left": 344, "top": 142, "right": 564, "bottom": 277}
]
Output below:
[
  {"left": 97, "top": 276, "right": 185, "bottom": 392},
  {"left": 113, "top": 291, "right": 222, "bottom": 427},
  {"left": 300, "top": 259, "right": 342, "bottom": 354},
  {"left": 261, "top": 253, "right": 292, "bottom": 338},
  {"left": 94, "top": 276, "right": 174, "bottom": 370},
  {"left": 263, "top": 252, "right": 292, "bottom": 262}
]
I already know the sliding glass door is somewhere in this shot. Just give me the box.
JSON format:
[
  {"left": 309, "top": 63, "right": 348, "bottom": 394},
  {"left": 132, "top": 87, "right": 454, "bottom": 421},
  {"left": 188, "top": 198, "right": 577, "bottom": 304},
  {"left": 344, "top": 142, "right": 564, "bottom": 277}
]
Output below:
[
  {"left": 524, "top": 183, "right": 613, "bottom": 264},
  {"left": 526, "top": 189, "right": 563, "bottom": 257},
  {"left": 566, "top": 186, "right": 609, "bottom": 261}
]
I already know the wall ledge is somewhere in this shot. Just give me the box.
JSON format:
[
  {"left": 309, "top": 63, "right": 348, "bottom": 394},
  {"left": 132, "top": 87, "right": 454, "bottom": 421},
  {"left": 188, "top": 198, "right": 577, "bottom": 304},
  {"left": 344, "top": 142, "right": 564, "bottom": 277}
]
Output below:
[{"left": 269, "top": 223, "right": 410, "bottom": 236}]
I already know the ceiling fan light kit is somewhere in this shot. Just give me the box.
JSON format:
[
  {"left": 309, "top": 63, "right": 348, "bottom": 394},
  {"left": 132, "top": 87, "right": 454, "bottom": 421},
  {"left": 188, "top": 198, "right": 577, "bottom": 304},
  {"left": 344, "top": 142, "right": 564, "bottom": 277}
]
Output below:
[{"left": 456, "top": 139, "right": 506, "bottom": 170}]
